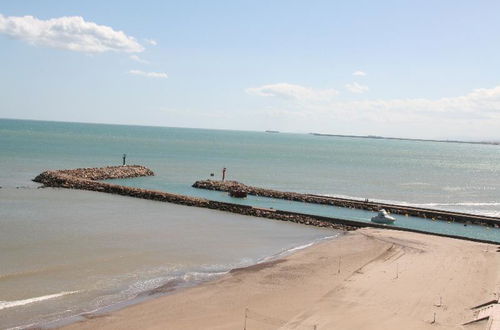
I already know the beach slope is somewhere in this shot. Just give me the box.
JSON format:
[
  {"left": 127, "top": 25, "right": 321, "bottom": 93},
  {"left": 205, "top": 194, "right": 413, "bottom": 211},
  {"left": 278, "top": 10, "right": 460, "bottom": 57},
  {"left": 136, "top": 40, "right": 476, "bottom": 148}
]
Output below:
[{"left": 64, "top": 228, "right": 500, "bottom": 330}]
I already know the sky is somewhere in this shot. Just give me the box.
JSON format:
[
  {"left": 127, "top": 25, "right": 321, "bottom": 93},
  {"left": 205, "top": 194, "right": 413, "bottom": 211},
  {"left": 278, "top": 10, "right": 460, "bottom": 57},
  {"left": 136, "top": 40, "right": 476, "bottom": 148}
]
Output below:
[{"left": 1, "top": 1, "right": 500, "bottom": 140}]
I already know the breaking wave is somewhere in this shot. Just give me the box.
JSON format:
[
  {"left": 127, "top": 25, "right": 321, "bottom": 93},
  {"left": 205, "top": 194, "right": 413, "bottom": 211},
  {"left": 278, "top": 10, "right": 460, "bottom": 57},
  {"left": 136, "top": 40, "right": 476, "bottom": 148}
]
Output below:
[
  {"left": 0, "top": 291, "right": 79, "bottom": 311},
  {"left": 321, "top": 193, "right": 500, "bottom": 216},
  {"left": 258, "top": 234, "right": 339, "bottom": 263}
]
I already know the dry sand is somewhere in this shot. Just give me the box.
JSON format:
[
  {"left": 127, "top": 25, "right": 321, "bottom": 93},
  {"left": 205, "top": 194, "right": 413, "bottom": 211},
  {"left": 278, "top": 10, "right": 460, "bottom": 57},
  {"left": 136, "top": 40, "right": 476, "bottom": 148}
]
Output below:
[{"left": 64, "top": 228, "right": 500, "bottom": 330}]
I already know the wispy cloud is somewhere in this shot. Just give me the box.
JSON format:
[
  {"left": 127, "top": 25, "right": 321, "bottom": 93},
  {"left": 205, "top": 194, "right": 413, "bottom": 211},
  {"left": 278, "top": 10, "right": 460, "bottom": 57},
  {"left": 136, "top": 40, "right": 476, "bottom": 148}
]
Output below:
[
  {"left": 348, "top": 86, "right": 500, "bottom": 116},
  {"left": 129, "top": 55, "right": 149, "bottom": 64},
  {"left": 345, "top": 82, "right": 369, "bottom": 94},
  {"left": 0, "top": 14, "right": 144, "bottom": 53},
  {"left": 128, "top": 69, "right": 167, "bottom": 79},
  {"left": 245, "top": 83, "right": 338, "bottom": 101},
  {"left": 352, "top": 70, "right": 367, "bottom": 76},
  {"left": 246, "top": 83, "right": 500, "bottom": 124},
  {"left": 145, "top": 38, "right": 157, "bottom": 46}
]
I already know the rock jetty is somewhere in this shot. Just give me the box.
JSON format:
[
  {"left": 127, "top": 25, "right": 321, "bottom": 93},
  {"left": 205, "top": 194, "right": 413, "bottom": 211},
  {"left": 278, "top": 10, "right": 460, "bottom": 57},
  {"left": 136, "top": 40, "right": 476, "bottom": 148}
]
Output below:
[
  {"left": 33, "top": 166, "right": 356, "bottom": 231},
  {"left": 34, "top": 165, "right": 154, "bottom": 183},
  {"left": 31, "top": 166, "right": 500, "bottom": 244},
  {"left": 193, "top": 180, "right": 500, "bottom": 228},
  {"left": 33, "top": 165, "right": 208, "bottom": 207}
]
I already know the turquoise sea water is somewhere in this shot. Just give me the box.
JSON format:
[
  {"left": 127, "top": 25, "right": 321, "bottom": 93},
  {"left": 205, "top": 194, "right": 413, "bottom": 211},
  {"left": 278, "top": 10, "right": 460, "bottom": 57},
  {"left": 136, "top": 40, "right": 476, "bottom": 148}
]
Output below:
[
  {"left": 1, "top": 118, "right": 500, "bottom": 327},
  {"left": 3, "top": 118, "right": 500, "bottom": 212}
]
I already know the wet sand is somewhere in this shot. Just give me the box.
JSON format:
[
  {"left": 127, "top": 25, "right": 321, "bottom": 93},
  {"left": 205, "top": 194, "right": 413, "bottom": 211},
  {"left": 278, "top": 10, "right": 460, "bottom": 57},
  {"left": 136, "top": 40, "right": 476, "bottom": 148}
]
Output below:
[{"left": 63, "top": 228, "right": 500, "bottom": 330}]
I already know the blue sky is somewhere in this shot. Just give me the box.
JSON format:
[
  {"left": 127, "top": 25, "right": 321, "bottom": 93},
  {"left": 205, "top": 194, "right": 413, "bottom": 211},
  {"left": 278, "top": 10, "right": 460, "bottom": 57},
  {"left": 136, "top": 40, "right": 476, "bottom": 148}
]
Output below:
[{"left": 1, "top": 1, "right": 500, "bottom": 140}]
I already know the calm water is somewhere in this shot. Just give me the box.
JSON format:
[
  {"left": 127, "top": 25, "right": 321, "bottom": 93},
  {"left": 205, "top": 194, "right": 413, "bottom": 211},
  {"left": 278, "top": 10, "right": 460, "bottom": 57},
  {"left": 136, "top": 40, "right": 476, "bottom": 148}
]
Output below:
[{"left": 1, "top": 118, "right": 500, "bottom": 328}]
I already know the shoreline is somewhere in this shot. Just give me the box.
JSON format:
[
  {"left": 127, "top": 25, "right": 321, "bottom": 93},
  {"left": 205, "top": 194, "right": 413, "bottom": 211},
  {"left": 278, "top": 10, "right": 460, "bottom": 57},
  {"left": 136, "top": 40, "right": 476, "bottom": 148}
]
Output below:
[
  {"left": 62, "top": 228, "right": 500, "bottom": 330},
  {"left": 32, "top": 233, "right": 341, "bottom": 329},
  {"left": 24, "top": 165, "right": 500, "bottom": 328}
]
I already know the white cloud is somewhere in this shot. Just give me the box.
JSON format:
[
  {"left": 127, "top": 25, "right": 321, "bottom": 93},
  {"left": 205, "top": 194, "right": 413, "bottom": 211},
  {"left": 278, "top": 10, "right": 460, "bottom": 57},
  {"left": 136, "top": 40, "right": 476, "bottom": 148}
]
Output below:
[
  {"left": 145, "top": 38, "right": 157, "bottom": 46},
  {"left": 355, "top": 86, "right": 500, "bottom": 116},
  {"left": 128, "top": 69, "right": 167, "bottom": 79},
  {"left": 352, "top": 70, "right": 367, "bottom": 76},
  {"left": 0, "top": 13, "right": 143, "bottom": 53},
  {"left": 245, "top": 83, "right": 338, "bottom": 101},
  {"left": 130, "top": 55, "right": 149, "bottom": 64},
  {"left": 345, "top": 82, "right": 369, "bottom": 94},
  {"left": 247, "top": 83, "right": 500, "bottom": 125}
]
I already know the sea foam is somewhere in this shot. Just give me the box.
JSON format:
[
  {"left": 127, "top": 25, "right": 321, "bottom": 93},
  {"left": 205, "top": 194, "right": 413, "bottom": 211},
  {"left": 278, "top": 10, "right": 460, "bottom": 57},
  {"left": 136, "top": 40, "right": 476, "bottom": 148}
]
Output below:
[{"left": 0, "top": 291, "right": 79, "bottom": 310}]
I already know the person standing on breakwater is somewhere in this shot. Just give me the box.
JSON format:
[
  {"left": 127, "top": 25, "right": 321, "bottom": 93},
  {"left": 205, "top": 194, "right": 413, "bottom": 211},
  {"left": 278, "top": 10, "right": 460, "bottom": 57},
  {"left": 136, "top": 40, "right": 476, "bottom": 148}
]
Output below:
[
  {"left": 122, "top": 154, "right": 127, "bottom": 166},
  {"left": 222, "top": 167, "right": 227, "bottom": 181}
]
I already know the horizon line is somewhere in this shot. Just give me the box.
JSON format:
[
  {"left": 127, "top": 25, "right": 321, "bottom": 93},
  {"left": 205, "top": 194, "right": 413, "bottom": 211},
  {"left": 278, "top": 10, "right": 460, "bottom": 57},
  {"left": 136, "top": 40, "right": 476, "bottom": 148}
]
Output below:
[{"left": 1, "top": 117, "right": 499, "bottom": 144}]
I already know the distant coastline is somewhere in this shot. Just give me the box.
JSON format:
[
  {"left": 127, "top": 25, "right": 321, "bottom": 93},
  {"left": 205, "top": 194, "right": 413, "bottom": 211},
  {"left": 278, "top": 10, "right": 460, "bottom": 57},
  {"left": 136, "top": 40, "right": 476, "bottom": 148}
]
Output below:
[
  {"left": 2, "top": 118, "right": 498, "bottom": 144},
  {"left": 309, "top": 132, "right": 500, "bottom": 146}
]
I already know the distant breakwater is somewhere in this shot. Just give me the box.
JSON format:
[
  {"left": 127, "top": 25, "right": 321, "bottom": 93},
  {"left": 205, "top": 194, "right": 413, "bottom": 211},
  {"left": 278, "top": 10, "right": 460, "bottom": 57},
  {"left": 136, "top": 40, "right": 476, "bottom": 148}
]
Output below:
[
  {"left": 32, "top": 166, "right": 355, "bottom": 231},
  {"left": 193, "top": 180, "right": 500, "bottom": 228}
]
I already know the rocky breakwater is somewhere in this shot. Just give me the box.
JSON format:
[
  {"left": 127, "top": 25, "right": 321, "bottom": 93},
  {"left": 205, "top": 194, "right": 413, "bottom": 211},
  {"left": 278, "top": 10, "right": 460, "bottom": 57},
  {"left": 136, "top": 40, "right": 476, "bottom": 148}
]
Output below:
[
  {"left": 47, "top": 165, "right": 155, "bottom": 181},
  {"left": 193, "top": 180, "right": 500, "bottom": 228},
  {"left": 194, "top": 180, "right": 310, "bottom": 201},
  {"left": 33, "top": 165, "right": 206, "bottom": 207},
  {"left": 33, "top": 166, "right": 355, "bottom": 231},
  {"left": 34, "top": 165, "right": 154, "bottom": 182}
]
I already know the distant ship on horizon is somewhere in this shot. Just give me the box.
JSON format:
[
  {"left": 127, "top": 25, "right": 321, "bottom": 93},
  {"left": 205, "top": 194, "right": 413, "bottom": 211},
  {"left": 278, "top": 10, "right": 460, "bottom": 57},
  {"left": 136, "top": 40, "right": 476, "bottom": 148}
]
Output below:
[{"left": 265, "top": 130, "right": 280, "bottom": 133}]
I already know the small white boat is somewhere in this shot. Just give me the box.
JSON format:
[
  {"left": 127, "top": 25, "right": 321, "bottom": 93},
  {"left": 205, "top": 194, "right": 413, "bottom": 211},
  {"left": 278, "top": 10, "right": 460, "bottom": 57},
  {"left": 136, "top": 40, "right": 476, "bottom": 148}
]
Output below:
[{"left": 371, "top": 209, "right": 396, "bottom": 224}]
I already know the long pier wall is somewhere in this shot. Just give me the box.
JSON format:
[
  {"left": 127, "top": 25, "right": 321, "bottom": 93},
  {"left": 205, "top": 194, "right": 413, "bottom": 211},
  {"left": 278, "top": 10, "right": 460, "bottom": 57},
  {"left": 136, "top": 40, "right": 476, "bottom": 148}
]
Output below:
[
  {"left": 33, "top": 166, "right": 355, "bottom": 231},
  {"left": 33, "top": 166, "right": 500, "bottom": 244},
  {"left": 193, "top": 180, "right": 500, "bottom": 228}
]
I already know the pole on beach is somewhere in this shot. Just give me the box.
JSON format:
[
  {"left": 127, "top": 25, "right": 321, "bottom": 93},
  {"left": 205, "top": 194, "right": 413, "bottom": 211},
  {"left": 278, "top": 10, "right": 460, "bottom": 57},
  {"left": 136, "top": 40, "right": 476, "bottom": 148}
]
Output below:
[
  {"left": 338, "top": 256, "right": 341, "bottom": 274},
  {"left": 122, "top": 154, "right": 127, "bottom": 166},
  {"left": 434, "top": 295, "right": 442, "bottom": 307},
  {"left": 393, "top": 263, "right": 398, "bottom": 280},
  {"left": 431, "top": 312, "right": 436, "bottom": 324},
  {"left": 243, "top": 308, "right": 248, "bottom": 330}
]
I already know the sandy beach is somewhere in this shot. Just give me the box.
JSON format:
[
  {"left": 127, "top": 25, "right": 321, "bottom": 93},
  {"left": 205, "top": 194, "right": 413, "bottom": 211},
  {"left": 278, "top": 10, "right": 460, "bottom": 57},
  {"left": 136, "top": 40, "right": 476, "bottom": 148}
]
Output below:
[{"left": 62, "top": 228, "right": 500, "bottom": 330}]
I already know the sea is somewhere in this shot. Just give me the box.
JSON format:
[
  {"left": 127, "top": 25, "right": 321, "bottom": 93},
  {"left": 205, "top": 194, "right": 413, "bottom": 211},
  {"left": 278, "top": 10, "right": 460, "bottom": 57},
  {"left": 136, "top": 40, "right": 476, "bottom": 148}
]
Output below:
[{"left": 1, "top": 118, "right": 499, "bottom": 328}]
